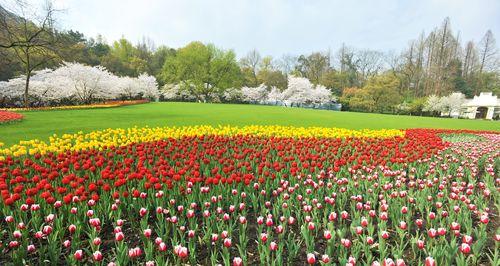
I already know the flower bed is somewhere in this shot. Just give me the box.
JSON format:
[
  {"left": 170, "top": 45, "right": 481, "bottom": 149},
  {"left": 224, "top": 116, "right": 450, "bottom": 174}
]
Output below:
[
  {"left": 1, "top": 99, "right": 149, "bottom": 112},
  {"left": 0, "top": 110, "right": 23, "bottom": 124},
  {"left": 0, "top": 126, "right": 498, "bottom": 265}
]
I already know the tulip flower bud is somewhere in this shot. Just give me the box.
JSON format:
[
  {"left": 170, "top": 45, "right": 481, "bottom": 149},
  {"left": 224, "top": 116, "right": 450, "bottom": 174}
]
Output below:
[
  {"left": 417, "top": 239, "right": 425, "bottom": 249},
  {"left": 233, "top": 257, "right": 243, "bottom": 266},
  {"left": 425, "top": 257, "right": 436, "bottom": 266},
  {"left": 270, "top": 241, "right": 278, "bottom": 251},
  {"left": 27, "top": 244, "right": 36, "bottom": 253},
  {"left": 93, "top": 237, "right": 102, "bottom": 246},
  {"left": 143, "top": 229, "right": 152, "bottom": 238},
  {"left": 307, "top": 253, "right": 316, "bottom": 264},
  {"left": 93, "top": 251, "right": 103, "bottom": 261},
  {"left": 322, "top": 254, "right": 330, "bottom": 263},
  {"left": 323, "top": 230, "right": 332, "bottom": 240},
  {"left": 115, "top": 232, "right": 125, "bottom": 242},
  {"left": 74, "top": 250, "right": 83, "bottom": 261},
  {"left": 459, "top": 243, "right": 471, "bottom": 254}
]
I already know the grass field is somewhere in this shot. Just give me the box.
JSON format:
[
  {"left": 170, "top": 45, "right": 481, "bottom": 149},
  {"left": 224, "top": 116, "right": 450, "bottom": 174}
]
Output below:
[{"left": 0, "top": 102, "right": 498, "bottom": 146}]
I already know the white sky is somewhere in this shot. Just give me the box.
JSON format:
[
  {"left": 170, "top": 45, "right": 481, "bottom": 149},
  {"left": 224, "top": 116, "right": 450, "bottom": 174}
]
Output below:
[{"left": 12, "top": 0, "right": 500, "bottom": 57}]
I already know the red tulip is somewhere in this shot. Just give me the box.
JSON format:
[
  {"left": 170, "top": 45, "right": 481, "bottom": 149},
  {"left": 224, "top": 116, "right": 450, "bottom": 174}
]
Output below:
[
  {"left": 425, "top": 257, "right": 436, "bottom": 266},
  {"left": 381, "top": 231, "right": 389, "bottom": 239},
  {"left": 399, "top": 221, "right": 407, "bottom": 230},
  {"left": 480, "top": 215, "right": 489, "bottom": 224},
  {"left": 322, "top": 254, "right": 330, "bottom": 263},
  {"left": 416, "top": 239, "right": 425, "bottom": 249},
  {"left": 68, "top": 224, "right": 76, "bottom": 234},
  {"left": 270, "top": 241, "right": 278, "bottom": 251},
  {"left": 177, "top": 246, "right": 188, "bottom": 258},
  {"left": 308, "top": 222, "right": 315, "bottom": 231},
  {"left": 223, "top": 238, "right": 232, "bottom": 248},
  {"left": 143, "top": 229, "right": 152, "bottom": 238},
  {"left": 93, "top": 251, "right": 103, "bottom": 261},
  {"left": 74, "top": 250, "right": 83, "bottom": 261},
  {"left": 139, "top": 208, "right": 148, "bottom": 217},
  {"left": 233, "top": 257, "right": 243, "bottom": 266},
  {"left": 459, "top": 243, "right": 471, "bottom": 254},
  {"left": 361, "top": 217, "right": 368, "bottom": 227},
  {"left": 307, "top": 253, "right": 316, "bottom": 264},
  {"left": 260, "top": 233, "right": 268, "bottom": 243},
  {"left": 115, "top": 232, "right": 125, "bottom": 242},
  {"left": 323, "top": 230, "right": 332, "bottom": 240},
  {"left": 427, "top": 228, "right": 437, "bottom": 238}
]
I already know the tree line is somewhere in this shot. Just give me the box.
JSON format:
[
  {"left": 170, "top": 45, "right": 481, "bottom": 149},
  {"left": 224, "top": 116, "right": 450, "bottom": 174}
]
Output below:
[{"left": 1, "top": 1, "right": 498, "bottom": 113}]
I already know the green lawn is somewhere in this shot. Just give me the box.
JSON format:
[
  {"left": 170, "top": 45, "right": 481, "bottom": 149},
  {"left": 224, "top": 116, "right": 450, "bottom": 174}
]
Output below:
[{"left": 1, "top": 102, "right": 498, "bottom": 146}]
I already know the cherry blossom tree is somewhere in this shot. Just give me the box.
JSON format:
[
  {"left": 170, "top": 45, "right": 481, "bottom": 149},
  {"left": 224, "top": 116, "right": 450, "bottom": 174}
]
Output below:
[
  {"left": 136, "top": 73, "right": 159, "bottom": 100},
  {"left": 161, "top": 84, "right": 197, "bottom": 101},
  {"left": 0, "top": 62, "right": 159, "bottom": 107},
  {"left": 439, "top": 92, "right": 466, "bottom": 117},
  {"left": 281, "top": 76, "right": 332, "bottom": 106},
  {"left": 423, "top": 95, "right": 443, "bottom": 114},
  {"left": 241, "top": 84, "right": 268, "bottom": 103},
  {"left": 266, "top": 87, "right": 285, "bottom": 104}
]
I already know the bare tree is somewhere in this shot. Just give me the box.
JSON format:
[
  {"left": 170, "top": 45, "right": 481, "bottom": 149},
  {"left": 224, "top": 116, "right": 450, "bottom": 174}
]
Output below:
[
  {"left": 0, "top": 0, "right": 60, "bottom": 107},
  {"left": 239, "top": 49, "right": 261, "bottom": 86},
  {"left": 478, "top": 30, "right": 498, "bottom": 74},
  {"left": 463, "top": 41, "right": 478, "bottom": 79},
  {"left": 278, "top": 54, "right": 297, "bottom": 75},
  {"left": 355, "top": 49, "right": 385, "bottom": 85}
]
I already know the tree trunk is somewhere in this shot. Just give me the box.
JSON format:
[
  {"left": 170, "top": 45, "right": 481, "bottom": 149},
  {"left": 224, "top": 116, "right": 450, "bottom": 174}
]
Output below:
[{"left": 24, "top": 73, "right": 31, "bottom": 108}]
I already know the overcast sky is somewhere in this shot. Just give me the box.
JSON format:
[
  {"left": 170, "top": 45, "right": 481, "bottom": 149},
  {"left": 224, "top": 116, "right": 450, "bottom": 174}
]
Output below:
[{"left": 22, "top": 0, "right": 500, "bottom": 57}]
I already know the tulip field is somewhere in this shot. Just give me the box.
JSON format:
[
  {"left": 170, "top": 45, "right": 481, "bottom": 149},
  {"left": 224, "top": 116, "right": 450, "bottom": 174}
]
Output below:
[{"left": 0, "top": 122, "right": 499, "bottom": 265}]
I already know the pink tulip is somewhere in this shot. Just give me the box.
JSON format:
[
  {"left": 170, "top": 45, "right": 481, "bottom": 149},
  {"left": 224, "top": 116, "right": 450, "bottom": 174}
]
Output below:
[
  {"left": 27, "top": 244, "right": 36, "bottom": 253},
  {"left": 13, "top": 230, "right": 22, "bottom": 238},
  {"left": 128, "top": 247, "right": 142, "bottom": 258}
]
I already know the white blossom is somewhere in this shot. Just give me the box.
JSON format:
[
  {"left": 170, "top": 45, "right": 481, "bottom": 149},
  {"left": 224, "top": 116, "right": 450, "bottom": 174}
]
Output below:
[{"left": 241, "top": 84, "right": 268, "bottom": 103}]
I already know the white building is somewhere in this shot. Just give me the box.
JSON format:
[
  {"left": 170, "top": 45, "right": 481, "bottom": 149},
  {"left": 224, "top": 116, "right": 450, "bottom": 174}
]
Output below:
[{"left": 461, "top": 92, "right": 499, "bottom": 120}]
